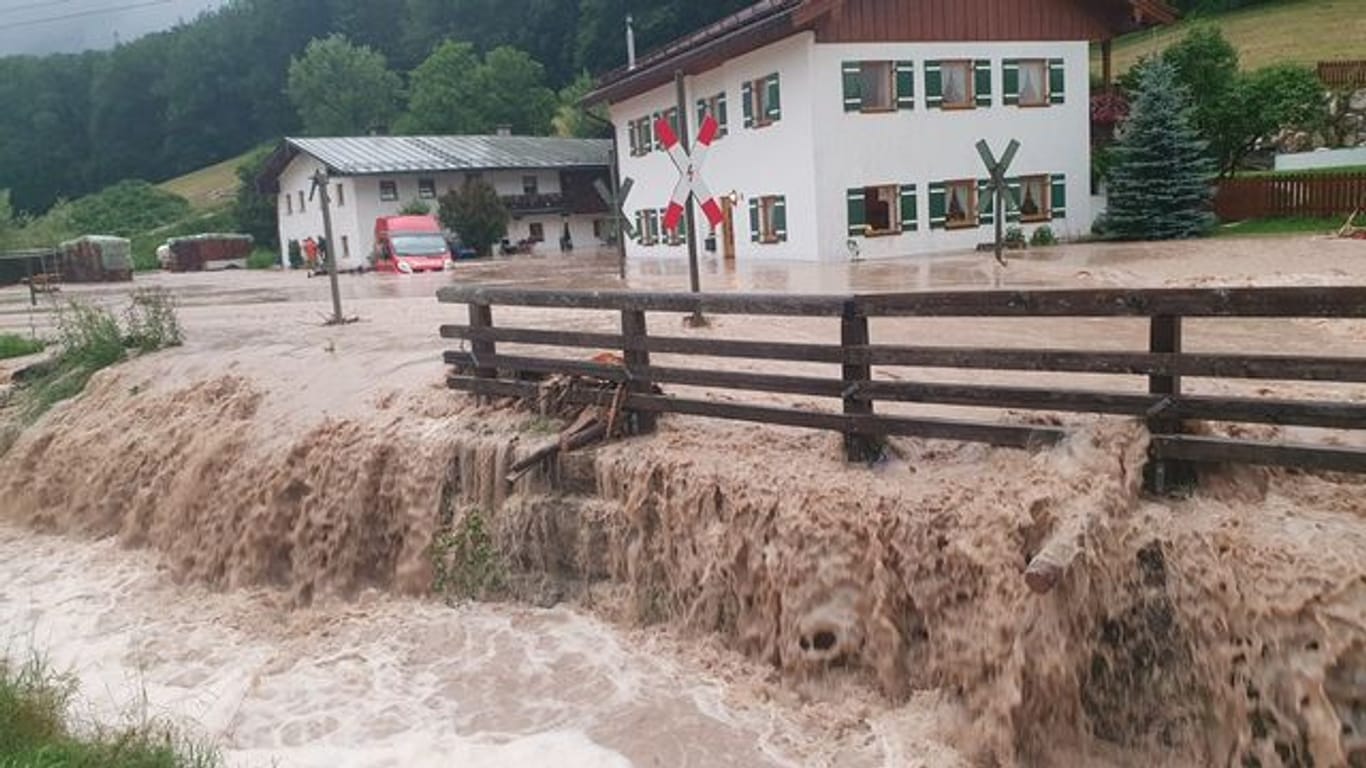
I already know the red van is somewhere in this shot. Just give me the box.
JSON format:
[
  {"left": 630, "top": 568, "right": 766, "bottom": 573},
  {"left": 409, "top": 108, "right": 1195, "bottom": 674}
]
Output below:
[{"left": 372, "top": 215, "right": 451, "bottom": 274}]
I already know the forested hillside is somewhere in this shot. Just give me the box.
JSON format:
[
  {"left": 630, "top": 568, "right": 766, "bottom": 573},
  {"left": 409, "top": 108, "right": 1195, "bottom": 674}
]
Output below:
[{"left": 0, "top": 0, "right": 752, "bottom": 215}]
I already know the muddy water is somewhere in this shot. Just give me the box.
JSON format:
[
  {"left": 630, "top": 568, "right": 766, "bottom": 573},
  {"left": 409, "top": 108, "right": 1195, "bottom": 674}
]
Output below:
[{"left": 1, "top": 524, "right": 941, "bottom": 767}]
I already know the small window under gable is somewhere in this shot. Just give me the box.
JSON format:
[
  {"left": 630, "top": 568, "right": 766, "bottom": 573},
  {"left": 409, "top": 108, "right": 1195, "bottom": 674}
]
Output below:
[
  {"left": 742, "top": 73, "right": 781, "bottom": 129},
  {"left": 298, "top": 190, "right": 306, "bottom": 214},
  {"left": 927, "top": 60, "right": 992, "bottom": 109},
  {"left": 335, "top": 183, "right": 345, "bottom": 207},
  {"left": 523, "top": 175, "right": 539, "bottom": 196},
  {"left": 285, "top": 193, "right": 293, "bottom": 215},
  {"left": 380, "top": 180, "right": 398, "bottom": 201},
  {"left": 418, "top": 178, "right": 437, "bottom": 199},
  {"left": 696, "top": 92, "right": 729, "bottom": 137},
  {"left": 1018, "top": 60, "right": 1048, "bottom": 106},
  {"left": 861, "top": 62, "right": 894, "bottom": 111}
]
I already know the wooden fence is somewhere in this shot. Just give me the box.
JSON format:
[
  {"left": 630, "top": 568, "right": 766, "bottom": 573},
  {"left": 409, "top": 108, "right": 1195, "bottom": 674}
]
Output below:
[
  {"left": 1318, "top": 60, "right": 1366, "bottom": 89},
  {"left": 437, "top": 285, "right": 1366, "bottom": 489},
  {"left": 1213, "top": 173, "right": 1366, "bottom": 222}
]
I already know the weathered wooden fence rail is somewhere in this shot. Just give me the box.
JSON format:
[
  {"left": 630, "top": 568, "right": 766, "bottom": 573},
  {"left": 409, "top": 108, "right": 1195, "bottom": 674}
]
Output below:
[
  {"left": 1213, "top": 172, "right": 1366, "bottom": 221},
  {"left": 1318, "top": 60, "right": 1366, "bottom": 89},
  {"left": 438, "top": 285, "right": 1366, "bottom": 487}
]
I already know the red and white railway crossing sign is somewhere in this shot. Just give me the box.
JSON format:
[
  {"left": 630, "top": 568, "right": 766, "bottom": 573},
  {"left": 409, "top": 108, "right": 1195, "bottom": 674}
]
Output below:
[{"left": 655, "top": 114, "right": 726, "bottom": 232}]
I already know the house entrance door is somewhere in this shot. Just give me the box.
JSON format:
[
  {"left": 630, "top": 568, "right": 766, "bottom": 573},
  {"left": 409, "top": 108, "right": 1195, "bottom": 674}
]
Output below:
[{"left": 721, "top": 197, "right": 737, "bottom": 262}]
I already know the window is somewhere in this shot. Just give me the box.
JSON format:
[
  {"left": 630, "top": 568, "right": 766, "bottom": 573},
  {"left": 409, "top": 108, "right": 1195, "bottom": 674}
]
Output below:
[
  {"left": 298, "top": 191, "right": 306, "bottom": 214},
  {"left": 628, "top": 117, "right": 653, "bottom": 156},
  {"left": 864, "top": 62, "right": 895, "bottom": 110},
  {"left": 748, "top": 195, "right": 787, "bottom": 244},
  {"left": 847, "top": 185, "right": 918, "bottom": 237},
  {"left": 335, "top": 183, "right": 345, "bottom": 207},
  {"left": 523, "top": 175, "right": 539, "bottom": 196},
  {"left": 285, "top": 194, "right": 293, "bottom": 215},
  {"left": 341, "top": 236, "right": 350, "bottom": 258},
  {"left": 927, "top": 60, "right": 991, "bottom": 109},
  {"left": 743, "top": 73, "right": 781, "bottom": 129},
  {"left": 528, "top": 222, "right": 545, "bottom": 242},
  {"left": 635, "top": 210, "right": 660, "bottom": 246},
  {"left": 380, "top": 180, "right": 398, "bottom": 201},
  {"left": 593, "top": 219, "right": 607, "bottom": 240},
  {"left": 418, "top": 178, "right": 436, "bottom": 199},
  {"left": 696, "top": 92, "right": 729, "bottom": 137},
  {"left": 466, "top": 172, "right": 482, "bottom": 184},
  {"left": 1016, "top": 175, "right": 1051, "bottom": 222},
  {"left": 1005, "top": 58, "right": 1065, "bottom": 107},
  {"left": 929, "top": 180, "right": 979, "bottom": 229}
]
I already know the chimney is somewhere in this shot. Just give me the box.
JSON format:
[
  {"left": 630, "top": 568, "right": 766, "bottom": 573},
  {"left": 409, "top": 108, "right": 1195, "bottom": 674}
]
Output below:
[
  {"left": 626, "top": 14, "right": 637, "bottom": 70},
  {"left": 495, "top": 125, "right": 512, "bottom": 137}
]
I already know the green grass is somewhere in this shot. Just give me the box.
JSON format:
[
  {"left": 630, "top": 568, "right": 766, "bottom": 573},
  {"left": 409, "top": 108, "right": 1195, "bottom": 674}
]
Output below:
[
  {"left": 0, "top": 655, "right": 220, "bottom": 768},
  {"left": 1101, "top": 0, "right": 1366, "bottom": 74},
  {"left": 1234, "top": 164, "right": 1366, "bottom": 178},
  {"left": 246, "top": 249, "right": 278, "bottom": 270},
  {"left": 0, "top": 334, "right": 44, "bottom": 361},
  {"left": 156, "top": 148, "right": 259, "bottom": 213},
  {"left": 1212, "top": 216, "right": 1345, "bottom": 237}
]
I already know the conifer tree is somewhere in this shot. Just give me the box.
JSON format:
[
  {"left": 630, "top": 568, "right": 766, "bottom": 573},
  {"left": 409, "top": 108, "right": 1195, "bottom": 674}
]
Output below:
[{"left": 1105, "top": 59, "right": 1216, "bottom": 240}]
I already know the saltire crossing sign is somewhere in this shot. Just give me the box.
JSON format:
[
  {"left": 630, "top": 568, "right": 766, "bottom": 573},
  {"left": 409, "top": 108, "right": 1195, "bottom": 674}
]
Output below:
[{"left": 654, "top": 114, "right": 726, "bottom": 232}]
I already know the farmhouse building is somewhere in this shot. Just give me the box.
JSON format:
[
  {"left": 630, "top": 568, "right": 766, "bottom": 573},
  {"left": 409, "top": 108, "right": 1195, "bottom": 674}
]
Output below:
[
  {"left": 260, "top": 135, "right": 614, "bottom": 268},
  {"left": 588, "top": 0, "right": 1175, "bottom": 263}
]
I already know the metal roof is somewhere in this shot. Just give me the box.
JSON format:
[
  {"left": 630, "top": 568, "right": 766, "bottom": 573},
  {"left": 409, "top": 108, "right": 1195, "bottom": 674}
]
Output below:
[{"left": 286, "top": 135, "right": 612, "bottom": 176}]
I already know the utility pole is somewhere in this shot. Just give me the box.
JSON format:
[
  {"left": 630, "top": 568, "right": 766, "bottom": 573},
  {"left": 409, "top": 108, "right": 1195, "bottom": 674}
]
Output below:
[
  {"left": 609, "top": 142, "right": 627, "bottom": 280},
  {"left": 311, "top": 170, "right": 345, "bottom": 325}
]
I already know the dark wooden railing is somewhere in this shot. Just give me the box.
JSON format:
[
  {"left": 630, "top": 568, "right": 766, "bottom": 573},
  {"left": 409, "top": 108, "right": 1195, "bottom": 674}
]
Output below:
[
  {"left": 438, "top": 285, "right": 1366, "bottom": 488},
  {"left": 1213, "top": 172, "right": 1366, "bottom": 222},
  {"left": 1318, "top": 60, "right": 1366, "bottom": 89}
]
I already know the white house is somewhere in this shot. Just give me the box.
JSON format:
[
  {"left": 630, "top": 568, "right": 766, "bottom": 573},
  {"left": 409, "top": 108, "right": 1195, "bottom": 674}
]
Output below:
[
  {"left": 259, "top": 134, "right": 614, "bottom": 268},
  {"left": 587, "top": 0, "right": 1174, "bottom": 263}
]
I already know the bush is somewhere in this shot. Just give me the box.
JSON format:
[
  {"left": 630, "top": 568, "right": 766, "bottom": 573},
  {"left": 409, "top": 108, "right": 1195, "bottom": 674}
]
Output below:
[
  {"left": 0, "top": 333, "right": 43, "bottom": 361},
  {"left": 399, "top": 198, "right": 432, "bottom": 216},
  {"left": 123, "top": 288, "right": 184, "bottom": 353},
  {"left": 431, "top": 511, "right": 505, "bottom": 601},
  {"left": 287, "top": 239, "right": 303, "bottom": 269},
  {"left": 1003, "top": 226, "right": 1028, "bottom": 249},
  {"left": 438, "top": 179, "right": 509, "bottom": 259},
  {"left": 65, "top": 180, "right": 192, "bottom": 238},
  {"left": 246, "top": 249, "right": 277, "bottom": 269},
  {"left": 1030, "top": 226, "right": 1058, "bottom": 247}
]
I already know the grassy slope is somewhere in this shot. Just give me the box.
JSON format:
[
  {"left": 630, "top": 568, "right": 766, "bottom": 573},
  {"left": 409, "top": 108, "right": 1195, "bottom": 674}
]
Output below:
[
  {"left": 156, "top": 149, "right": 257, "bottom": 213},
  {"left": 1105, "top": 0, "right": 1366, "bottom": 73}
]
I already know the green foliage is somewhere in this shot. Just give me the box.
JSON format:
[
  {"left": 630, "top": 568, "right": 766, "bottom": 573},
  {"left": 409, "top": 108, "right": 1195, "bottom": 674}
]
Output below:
[
  {"left": 123, "top": 288, "right": 185, "bottom": 353},
  {"left": 1106, "top": 59, "right": 1216, "bottom": 241},
  {"left": 232, "top": 147, "right": 279, "bottom": 250},
  {"left": 64, "top": 181, "right": 192, "bottom": 239},
  {"left": 0, "top": 655, "right": 221, "bottom": 767},
  {"left": 1212, "top": 216, "right": 1343, "bottom": 237},
  {"left": 288, "top": 239, "right": 304, "bottom": 269},
  {"left": 288, "top": 35, "right": 403, "bottom": 136},
  {"left": 552, "top": 71, "right": 612, "bottom": 139},
  {"left": 438, "top": 180, "right": 510, "bottom": 259},
  {"left": 0, "top": 190, "right": 13, "bottom": 252},
  {"left": 1030, "top": 225, "right": 1058, "bottom": 247},
  {"left": 431, "top": 511, "right": 505, "bottom": 600},
  {"left": 1156, "top": 26, "right": 1326, "bottom": 176},
  {"left": 0, "top": 334, "right": 44, "bottom": 361},
  {"left": 398, "top": 199, "right": 433, "bottom": 216},
  {"left": 1003, "top": 226, "right": 1027, "bottom": 249},
  {"left": 399, "top": 43, "right": 557, "bottom": 136},
  {"left": 247, "top": 249, "right": 278, "bottom": 269}
]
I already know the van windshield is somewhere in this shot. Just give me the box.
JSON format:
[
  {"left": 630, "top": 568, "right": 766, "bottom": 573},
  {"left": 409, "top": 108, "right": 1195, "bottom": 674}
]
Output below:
[{"left": 392, "top": 234, "right": 448, "bottom": 256}]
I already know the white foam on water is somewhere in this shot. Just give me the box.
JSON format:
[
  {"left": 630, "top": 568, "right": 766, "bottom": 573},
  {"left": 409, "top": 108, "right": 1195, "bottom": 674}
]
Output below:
[{"left": 0, "top": 525, "right": 858, "bottom": 767}]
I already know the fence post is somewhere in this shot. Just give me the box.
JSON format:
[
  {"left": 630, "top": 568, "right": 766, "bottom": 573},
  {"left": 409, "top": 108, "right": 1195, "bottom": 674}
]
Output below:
[
  {"left": 841, "top": 300, "right": 880, "bottom": 462},
  {"left": 621, "top": 308, "right": 657, "bottom": 435},
  {"left": 1145, "top": 314, "right": 1194, "bottom": 494},
  {"left": 468, "top": 302, "right": 496, "bottom": 399}
]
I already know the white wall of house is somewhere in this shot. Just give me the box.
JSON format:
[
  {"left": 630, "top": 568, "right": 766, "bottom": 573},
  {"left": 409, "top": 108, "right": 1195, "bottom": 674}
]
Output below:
[
  {"left": 277, "top": 163, "right": 608, "bottom": 265},
  {"left": 609, "top": 35, "right": 1094, "bottom": 263}
]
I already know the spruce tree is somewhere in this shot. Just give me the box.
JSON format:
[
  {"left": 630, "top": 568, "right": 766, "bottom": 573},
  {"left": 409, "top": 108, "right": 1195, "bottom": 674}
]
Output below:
[{"left": 1105, "top": 59, "right": 1216, "bottom": 240}]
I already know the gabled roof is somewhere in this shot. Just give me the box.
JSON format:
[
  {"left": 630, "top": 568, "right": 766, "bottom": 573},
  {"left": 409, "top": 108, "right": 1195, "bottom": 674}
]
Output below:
[
  {"left": 258, "top": 135, "right": 612, "bottom": 193},
  {"left": 586, "top": 0, "right": 1177, "bottom": 106}
]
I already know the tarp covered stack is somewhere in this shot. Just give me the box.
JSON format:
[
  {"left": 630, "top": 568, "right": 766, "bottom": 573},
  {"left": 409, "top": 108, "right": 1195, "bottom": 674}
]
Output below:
[
  {"left": 163, "top": 234, "right": 253, "bottom": 272},
  {"left": 58, "top": 236, "right": 133, "bottom": 283}
]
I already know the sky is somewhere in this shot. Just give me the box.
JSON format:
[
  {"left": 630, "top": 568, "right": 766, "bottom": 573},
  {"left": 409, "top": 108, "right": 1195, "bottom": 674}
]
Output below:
[{"left": 0, "top": 0, "right": 226, "bottom": 56}]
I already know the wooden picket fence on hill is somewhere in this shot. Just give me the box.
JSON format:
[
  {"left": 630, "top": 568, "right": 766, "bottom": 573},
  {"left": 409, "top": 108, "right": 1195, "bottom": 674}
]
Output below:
[{"left": 1213, "top": 172, "right": 1366, "bottom": 222}]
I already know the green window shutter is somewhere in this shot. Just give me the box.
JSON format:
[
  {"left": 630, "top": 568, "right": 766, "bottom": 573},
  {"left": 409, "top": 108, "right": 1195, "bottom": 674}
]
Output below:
[
  {"left": 842, "top": 61, "right": 863, "bottom": 112},
  {"left": 1002, "top": 59, "right": 1020, "bottom": 106},
  {"left": 765, "top": 73, "right": 781, "bottom": 121},
  {"left": 742, "top": 81, "right": 754, "bottom": 128},
  {"left": 1049, "top": 59, "right": 1065, "bottom": 104},
  {"left": 748, "top": 199, "right": 760, "bottom": 242},
  {"left": 773, "top": 197, "right": 787, "bottom": 242},
  {"left": 633, "top": 211, "right": 642, "bottom": 242},
  {"left": 668, "top": 108, "right": 679, "bottom": 135},
  {"left": 696, "top": 98, "right": 707, "bottom": 129},
  {"left": 978, "top": 180, "right": 995, "bottom": 227},
  {"left": 718, "top": 92, "right": 728, "bottom": 135},
  {"left": 925, "top": 61, "right": 943, "bottom": 109},
  {"left": 899, "top": 184, "right": 918, "bottom": 232},
  {"left": 928, "top": 182, "right": 947, "bottom": 229},
  {"left": 651, "top": 111, "right": 661, "bottom": 151},
  {"left": 895, "top": 61, "right": 915, "bottom": 110},
  {"left": 627, "top": 120, "right": 639, "bottom": 156},
  {"left": 847, "top": 188, "right": 866, "bottom": 236},
  {"left": 1051, "top": 173, "right": 1067, "bottom": 219},
  {"left": 1006, "top": 178, "right": 1023, "bottom": 223},
  {"left": 974, "top": 60, "right": 993, "bottom": 108}
]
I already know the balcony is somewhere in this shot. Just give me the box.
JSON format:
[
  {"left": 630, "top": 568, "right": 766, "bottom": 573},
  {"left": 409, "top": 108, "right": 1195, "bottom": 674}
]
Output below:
[{"left": 502, "top": 193, "right": 566, "bottom": 214}]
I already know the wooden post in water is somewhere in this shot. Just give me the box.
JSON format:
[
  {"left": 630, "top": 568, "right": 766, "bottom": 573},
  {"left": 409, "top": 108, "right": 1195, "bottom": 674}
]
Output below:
[
  {"left": 621, "top": 308, "right": 657, "bottom": 434},
  {"left": 1145, "top": 314, "right": 1194, "bottom": 493},
  {"left": 311, "top": 169, "right": 345, "bottom": 325},
  {"left": 468, "top": 302, "right": 496, "bottom": 402},
  {"left": 841, "top": 300, "right": 880, "bottom": 462}
]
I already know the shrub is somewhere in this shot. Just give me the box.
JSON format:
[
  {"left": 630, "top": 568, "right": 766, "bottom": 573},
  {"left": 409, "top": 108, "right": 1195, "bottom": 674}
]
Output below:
[
  {"left": 438, "top": 179, "right": 509, "bottom": 259},
  {"left": 65, "top": 180, "right": 192, "bottom": 239},
  {"left": 1003, "top": 226, "right": 1028, "bottom": 249},
  {"left": 123, "top": 288, "right": 184, "bottom": 353},
  {"left": 287, "top": 239, "right": 303, "bottom": 269},
  {"left": 431, "top": 511, "right": 505, "bottom": 601},
  {"left": 399, "top": 198, "right": 432, "bottom": 216},
  {"left": 1030, "top": 226, "right": 1058, "bottom": 247},
  {"left": 246, "top": 249, "right": 277, "bottom": 269}
]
